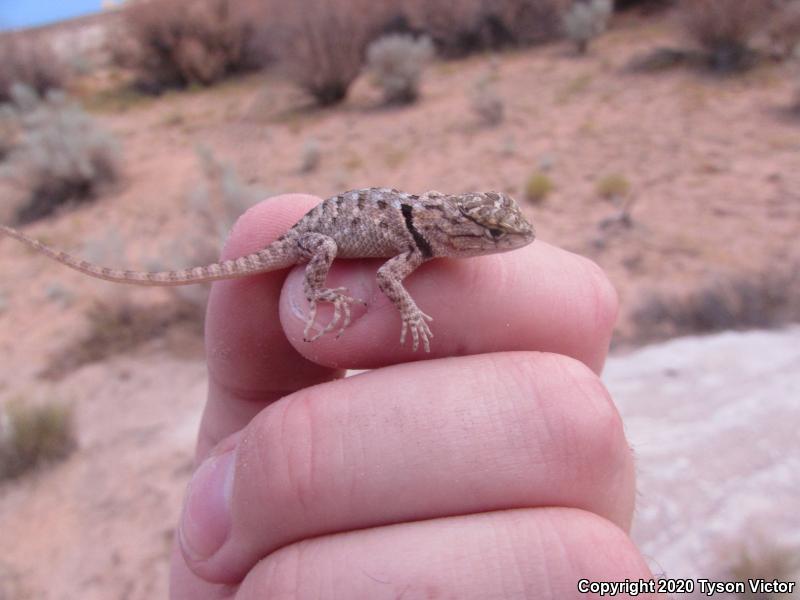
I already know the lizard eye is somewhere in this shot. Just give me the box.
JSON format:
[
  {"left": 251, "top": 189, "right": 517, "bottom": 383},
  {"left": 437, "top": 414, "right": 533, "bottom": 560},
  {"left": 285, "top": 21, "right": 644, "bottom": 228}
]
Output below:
[{"left": 486, "top": 228, "right": 506, "bottom": 241}]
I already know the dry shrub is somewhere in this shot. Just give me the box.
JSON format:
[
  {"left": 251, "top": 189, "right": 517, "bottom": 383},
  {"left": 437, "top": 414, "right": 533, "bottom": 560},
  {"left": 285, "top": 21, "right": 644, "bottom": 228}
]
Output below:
[
  {"left": 403, "top": 0, "right": 568, "bottom": 57},
  {"left": 114, "top": 0, "right": 263, "bottom": 93},
  {"left": 630, "top": 262, "right": 800, "bottom": 344},
  {"left": 678, "top": 0, "right": 772, "bottom": 72},
  {"left": 367, "top": 34, "right": 434, "bottom": 104},
  {"left": 0, "top": 399, "right": 77, "bottom": 480},
  {"left": 765, "top": 1, "right": 800, "bottom": 60},
  {"left": 42, "top": 299, "right": 205, "bottom": 380},
  {"left": 1, "top": 85, "right": 120, "bottom": 225},
  {"left": 0, "top": 32, "right": 69, "bottom": 104},
  {"left": 270, "top": 0, "right": 391, "bottom": 105}
]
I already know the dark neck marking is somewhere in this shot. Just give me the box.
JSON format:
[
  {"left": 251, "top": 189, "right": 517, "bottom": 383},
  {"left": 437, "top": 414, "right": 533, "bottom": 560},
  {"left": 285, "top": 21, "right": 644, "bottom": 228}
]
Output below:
[{"left": 400, "top": 203, "right": 433, "bottom": 258}]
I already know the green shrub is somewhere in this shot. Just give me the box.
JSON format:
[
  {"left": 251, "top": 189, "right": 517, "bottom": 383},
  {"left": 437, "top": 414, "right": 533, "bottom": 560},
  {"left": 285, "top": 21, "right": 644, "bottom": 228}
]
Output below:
[
  {"left": 596, "top": 173, "right": 630, "bottom": 200},
  {"left": 0, "top": 400, "right": 77, "bottom": 480},
  {"left": 524, "top": 171, "right": 554, "bottom": 203}
]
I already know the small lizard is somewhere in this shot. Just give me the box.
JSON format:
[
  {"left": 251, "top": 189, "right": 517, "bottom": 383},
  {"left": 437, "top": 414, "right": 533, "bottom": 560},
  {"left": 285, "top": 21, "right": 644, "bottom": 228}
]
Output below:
[{"left": 0, "top": 188, "right": 534, "bottom": 352}]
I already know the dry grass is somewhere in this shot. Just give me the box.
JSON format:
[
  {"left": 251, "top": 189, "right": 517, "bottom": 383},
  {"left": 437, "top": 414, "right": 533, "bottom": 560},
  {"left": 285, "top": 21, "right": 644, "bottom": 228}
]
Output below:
[
  {"left": 42, "top": 299, "right": 205, "bottom": 381},
  {"left": 0, "top": 399, "right": 77, "bottom": 481},
  {"left": 0, "top": 32, "right": 69, "bottom": 104},
  {"left": 629, "top": 262, "right": 800, "bottom": 344}
]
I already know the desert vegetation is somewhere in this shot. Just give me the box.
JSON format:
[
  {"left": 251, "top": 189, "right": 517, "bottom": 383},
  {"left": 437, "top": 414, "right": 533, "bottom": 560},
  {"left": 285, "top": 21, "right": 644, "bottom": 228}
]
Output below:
[
  {"left": 112, "top": 0, "right": 264, "bottom": 93},
  {"left": 4, "top": 1, "right": 800, "bottom": 597},
  {"left": 367, "top": 34, "right": 434, "bottom": 105},
  {"left": 563, "top": 0, "right": 613, "bottom": 55},
  {"left": 677, "top": 0, "right": 769, "bottom": 72},
  {"left": 629, "top": 262, "right": 800, "bottom": 345},
  {"left": 0, "top": 85, "right": 119, "bottom": 224},
  {"left": 0, "top": 32, "right": 69, "bottom": 103},
  {"left": 0, "top": 399, "right": 76, "bottom": 480}
]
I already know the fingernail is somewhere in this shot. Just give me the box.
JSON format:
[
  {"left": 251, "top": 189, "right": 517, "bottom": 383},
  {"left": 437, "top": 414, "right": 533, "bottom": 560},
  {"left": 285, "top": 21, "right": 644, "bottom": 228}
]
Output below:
[{"left": 179, "top": 448, "right": 235, "bottom": 562}]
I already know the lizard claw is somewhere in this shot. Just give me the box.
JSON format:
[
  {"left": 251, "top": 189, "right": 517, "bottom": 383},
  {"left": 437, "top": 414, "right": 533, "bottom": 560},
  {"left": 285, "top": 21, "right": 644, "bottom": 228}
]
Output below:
[
  {"left": 303, "top": 287, "right": 362, "bottom": 343},
  {"left": 400, "top": 309, "right": 434, "bottom": 353}
]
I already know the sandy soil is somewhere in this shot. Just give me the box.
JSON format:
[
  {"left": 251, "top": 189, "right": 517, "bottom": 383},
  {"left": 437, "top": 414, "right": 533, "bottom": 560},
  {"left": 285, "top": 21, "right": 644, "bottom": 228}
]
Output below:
[{"left": 1, "top": 11, "right": 799, "bottom": 599}]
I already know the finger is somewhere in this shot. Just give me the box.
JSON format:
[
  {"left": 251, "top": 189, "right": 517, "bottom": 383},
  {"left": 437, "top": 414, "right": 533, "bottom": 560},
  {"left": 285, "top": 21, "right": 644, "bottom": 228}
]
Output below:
[
  {"left": 237, "top": 508, "right": 664, "bottom": 600},
  {"left": 199, "top": 193, "right": 339, "bottom": 459},
  {"left": 279, "top": 240, "right": 618, "bottom": 373},
  {"left": 179, "top": 352, "right": 634, "bottom": 584},
  {"left": 169, "top": 541, "right": 234, "bottom": 600}
]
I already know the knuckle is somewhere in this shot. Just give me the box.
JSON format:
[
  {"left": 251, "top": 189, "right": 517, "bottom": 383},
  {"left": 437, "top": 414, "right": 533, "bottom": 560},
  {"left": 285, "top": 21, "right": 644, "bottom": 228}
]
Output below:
[
  {"left": 248, "top": 392, "right": 328, "bottom": 512},
  {"left": 533, "top": 353, "right": 626, "bottom": 474},
  {"left": 239, "top": 543, "right": 305, "bottom": 599}
]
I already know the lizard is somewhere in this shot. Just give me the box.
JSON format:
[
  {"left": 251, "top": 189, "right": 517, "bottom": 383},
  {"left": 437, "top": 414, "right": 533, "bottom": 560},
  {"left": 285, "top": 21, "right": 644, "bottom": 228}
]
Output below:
[{"left": 0, "top": 187, "right": 535, "bottom": 352}]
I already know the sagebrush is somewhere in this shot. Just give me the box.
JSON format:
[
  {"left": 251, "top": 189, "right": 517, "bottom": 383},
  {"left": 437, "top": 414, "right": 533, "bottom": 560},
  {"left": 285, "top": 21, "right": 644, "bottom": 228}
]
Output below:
[
  {"left": 0, "top": 399, "right": 77, "bottom": 480},
  {"left": 0, "top": 85, "right": 120, "bottom": 225},
  {"left": 367, "top": 34, "right": 434, "bottom": 104},
  {"left": 114, "top": 0, "right": 264, "bottom": 93},
  {"left": 0, "top": 32, "right": 69, "bottom": 104},
  {"left": 563, "top": 0, "right": 614, "bottom": 54}
]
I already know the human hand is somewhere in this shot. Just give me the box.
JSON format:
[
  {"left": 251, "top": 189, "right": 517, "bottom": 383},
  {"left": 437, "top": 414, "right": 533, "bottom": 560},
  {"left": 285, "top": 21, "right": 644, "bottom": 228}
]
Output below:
[{"left": 169, "top": 193, "right": 662, "bottom": 599}]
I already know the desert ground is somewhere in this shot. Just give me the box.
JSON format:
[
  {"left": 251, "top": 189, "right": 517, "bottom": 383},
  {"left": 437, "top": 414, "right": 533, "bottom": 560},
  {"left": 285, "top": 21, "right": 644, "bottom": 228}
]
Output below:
[{"left": 0, "top": 6, "right": 799, "bottom": 599}]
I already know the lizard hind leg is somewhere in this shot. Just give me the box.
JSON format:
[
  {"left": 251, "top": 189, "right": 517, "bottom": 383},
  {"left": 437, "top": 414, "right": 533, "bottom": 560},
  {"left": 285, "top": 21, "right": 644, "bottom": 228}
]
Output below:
[{"left": 299, "top": 233, "right": 362, "bottom": 343}]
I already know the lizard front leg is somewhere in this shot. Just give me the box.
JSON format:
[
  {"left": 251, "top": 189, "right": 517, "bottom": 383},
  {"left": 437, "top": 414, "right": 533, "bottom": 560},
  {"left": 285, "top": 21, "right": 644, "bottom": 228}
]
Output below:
[
  {"left": 298, "top": 232, "right": 362, "bottom": 342},
  {"left": 376, "top": 251, "right": 433, "bottom": 352}
]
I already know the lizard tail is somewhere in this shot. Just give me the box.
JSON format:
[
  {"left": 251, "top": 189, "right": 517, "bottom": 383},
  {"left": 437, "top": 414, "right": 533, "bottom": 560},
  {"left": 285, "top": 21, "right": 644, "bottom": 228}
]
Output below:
[{"left": 0, "top": 224, "right": 297, "bottom": 286}]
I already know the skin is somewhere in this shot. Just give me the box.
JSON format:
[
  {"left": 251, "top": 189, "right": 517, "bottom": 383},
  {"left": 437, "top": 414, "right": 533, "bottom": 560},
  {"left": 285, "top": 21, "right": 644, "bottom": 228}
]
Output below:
[{"left": 169, "top": 193, "right": 665, "bottom": 599}]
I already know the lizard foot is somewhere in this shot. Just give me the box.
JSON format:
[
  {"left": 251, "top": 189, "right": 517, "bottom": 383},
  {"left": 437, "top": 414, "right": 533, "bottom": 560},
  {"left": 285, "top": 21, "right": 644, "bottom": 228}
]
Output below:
[
  {"left": 400, "top": 309, "right": 434, "bottom": 353},
  {"left": 303, "top": 287, "right": 362, "bottom": 342}
]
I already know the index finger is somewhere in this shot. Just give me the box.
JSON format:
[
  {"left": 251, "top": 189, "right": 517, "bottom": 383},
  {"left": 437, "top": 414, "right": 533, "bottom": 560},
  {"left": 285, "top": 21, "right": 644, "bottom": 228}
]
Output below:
[
  {"left": 278, "top": 240, "right": 618, "bottom": 372},
  {"left": 198, "top": 193, "right": 335, "bottom": 459},
  {"left": 199, "top": 194, "right": 618, "bottom": 457}
]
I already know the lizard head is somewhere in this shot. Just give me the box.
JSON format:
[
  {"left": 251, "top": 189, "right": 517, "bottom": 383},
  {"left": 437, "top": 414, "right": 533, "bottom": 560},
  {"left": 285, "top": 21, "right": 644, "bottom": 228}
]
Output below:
[{"left": 427, "top": 191, "right": 535, "bottom": 257}]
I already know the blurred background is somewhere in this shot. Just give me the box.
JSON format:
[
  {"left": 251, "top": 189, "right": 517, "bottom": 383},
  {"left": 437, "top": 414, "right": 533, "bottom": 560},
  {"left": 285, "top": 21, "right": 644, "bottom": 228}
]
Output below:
[{"left": 0, "top": 0, "right": 798, "bottom": 598}]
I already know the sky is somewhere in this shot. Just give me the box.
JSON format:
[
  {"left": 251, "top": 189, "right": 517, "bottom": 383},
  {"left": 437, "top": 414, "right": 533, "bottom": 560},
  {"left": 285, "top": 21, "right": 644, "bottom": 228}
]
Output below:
[{"left": 0, "top": 0, "right": 102, "bottom": 30}]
